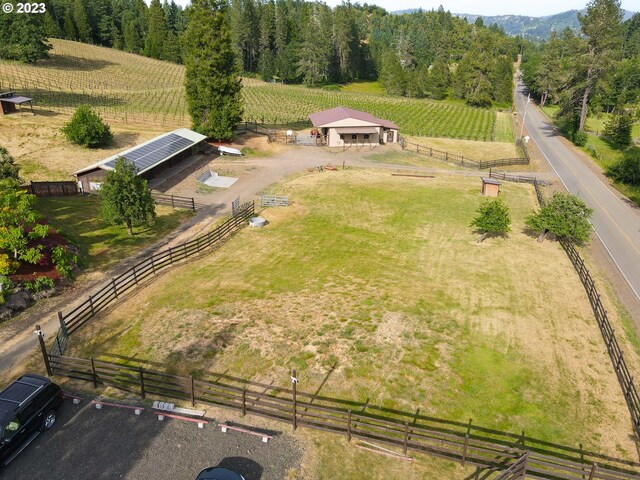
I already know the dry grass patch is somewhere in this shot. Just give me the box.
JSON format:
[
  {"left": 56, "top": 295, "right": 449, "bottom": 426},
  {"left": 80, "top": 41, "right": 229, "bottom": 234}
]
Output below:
[
  {"left": 69, "top": 170, "right": 637, "bottom": 461},
  {"left": 0, "top": 112, "right": 169, "bottom": 181}
]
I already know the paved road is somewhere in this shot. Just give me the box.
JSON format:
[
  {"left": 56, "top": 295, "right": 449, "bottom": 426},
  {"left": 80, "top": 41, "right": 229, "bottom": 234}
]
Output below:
[
  {"left": 0, "top": 397, "right": 301, "bottom": 479},
  {"left": 516, "top": 84, "right": 640, "bottom": 302}
]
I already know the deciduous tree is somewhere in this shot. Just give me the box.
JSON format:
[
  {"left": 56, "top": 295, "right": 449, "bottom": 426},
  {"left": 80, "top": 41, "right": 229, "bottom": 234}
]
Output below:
[
  {"left": 470, "top": 198, "right": 511, "bottom": 243},
  {"left": 100, "top": 158, "right": 156, "bottom": 236},
  {"left": 525, "top": 192, "right": 593, "bottom": 244}
]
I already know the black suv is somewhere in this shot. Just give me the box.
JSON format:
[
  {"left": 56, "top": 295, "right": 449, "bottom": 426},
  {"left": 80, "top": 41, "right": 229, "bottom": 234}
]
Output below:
[{"left": 0, "top": 374, "right": 63, "bottom": 466}]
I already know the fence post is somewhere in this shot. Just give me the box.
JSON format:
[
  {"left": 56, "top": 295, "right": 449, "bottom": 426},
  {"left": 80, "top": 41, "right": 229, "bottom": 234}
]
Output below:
[
  {"left": 90, "top": 356, "right": 98, "bottom": 388},
  {"left": 151, "top": 256, "right": 156, "bottom": 274},
  {"left": 616, "top": 352, "right": 624, "bottom": 372},
  {"left": 403, "top": 421, "right": 409, "bottom": 455},
  {"left": 626, "top": 378, "right": 634, "bottom": 398},
  {"left": 292, "top": 369, "right": 298, "bottom": 431},
  {"left": 587, "top": 463, "right": 598, "bottom": 480},
  {"left": 347, "top": 409, "right": 352, "bottom": 442},
  {"left": 35, "top": 325, "right": 52, "bottom": 376},
  {"left": 169, "top": 247, "right": 173, "bottom": 265},
  {"left": 139, "top": 366, "right": 146, "bottom": 399},
  {"left": 56, "top": 335, "right": 62, "bottom": 354},
  {"left": 191, "top": 197, "right": 195, "bottom": 212},
  {"left": 171, "top": 195, "right": 175, "bottom": 209},
  {"left": 132, "top": 265, "right": 138, "bottom": 284},
  {"left": 57, "top": 311, "right": 67, "bottom": 335},
  {"left": 242, "top": 388, "right": 247, "bottom": 417},
  {"left": 191, "top": 375, "right": 195, "bottom": 406},
  {"left": 462, "top": 433, "right": 469, "bottom": 466},
  {"left": 112, "top": 279, "right": 118, "bottom": 299},
  {"left": 89, "top": 296, "right": 95, "bottom": 316}
]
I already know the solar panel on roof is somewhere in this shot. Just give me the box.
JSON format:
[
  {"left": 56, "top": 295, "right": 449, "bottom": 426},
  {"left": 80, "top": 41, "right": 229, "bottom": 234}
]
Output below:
[{"left": 103, "top": 133, "right": 196, "bottom": 173}]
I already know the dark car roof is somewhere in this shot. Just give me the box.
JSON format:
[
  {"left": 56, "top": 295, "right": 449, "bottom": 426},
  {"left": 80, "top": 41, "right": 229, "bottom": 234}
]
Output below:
[
  {"left": 196, "top": 467, "right": 244, "bottom": 480},
  {"left": 0, "top": 375, "right": 52, "bottom": 424}
]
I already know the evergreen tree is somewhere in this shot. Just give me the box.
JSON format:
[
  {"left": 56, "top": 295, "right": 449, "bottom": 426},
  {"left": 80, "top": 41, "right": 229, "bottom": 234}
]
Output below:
[
  {"left": 425, "top": 58, "right": 450, "bottom": 100},
  {"left": 0, "top": 3, "right": 51, "bottom": 63},
  {"left": 44, "top": 11, "right": 63, "bottom": 38},
  {"left": 162, "top": 30, "right": 181, "bottom": 63},
  {"left": 380, "top": 50, "right": 406, "bottom": 96},
  {"left": 183, "top": 0, "right": 243, "bottom": 140},
  {"left": 100, "top": 157, "right": 156, "bottom": 236},
  {"left": 297, "top": 4, "right": 333, "bottom": 87},
  {"left": 0, "top": 147, "right": 20, "bottom": 181},
  {"left": 491, "top": 56, "right": 514, "bottom": 105},
  {"left": 73, "top": 0, "right": 92, "bottom": 43},
  {"left": 604, "top": 109, "right": 636, "bottom": 146},
  {"left": 63, "top": 8, "right": 77, "bottom": 40},
  {"left": 123, "top": 19, "right": 142, "bottom": 53},
  {"left": 145, "top": 0, "right": 167, "bottom": 59}
]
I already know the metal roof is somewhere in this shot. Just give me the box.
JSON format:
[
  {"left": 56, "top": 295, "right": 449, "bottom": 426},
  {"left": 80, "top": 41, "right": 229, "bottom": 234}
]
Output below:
[
  {"left": 334, "top": 126, "right": 378, "bottom": 134},
  {"left": 74, "top": 128, "right": 207, "bottom": 176},
  {"left": 0, "top": 96, "right": 33, "bottom": 104},
  {"left": 309, "top": 106, "right": 399, "bottom": 130},
  {"left": 481, "top": 177, "right": 501, "bottom": 185}
]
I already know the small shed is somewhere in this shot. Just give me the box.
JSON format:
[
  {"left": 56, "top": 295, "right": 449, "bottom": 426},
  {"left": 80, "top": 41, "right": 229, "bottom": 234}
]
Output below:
[
  {"left": 0, "top": 91, "right": 34, "bottom": 116},
  {"left": 481, "top": 177, "right": 501, "bottom": 197}
]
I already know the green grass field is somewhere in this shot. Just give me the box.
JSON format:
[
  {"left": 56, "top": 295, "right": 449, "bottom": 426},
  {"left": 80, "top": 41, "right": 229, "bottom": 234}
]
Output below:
[
  {"left": 0, "top": 39, "right": 511, "bottom": 141},
  {"left": 67, "top": 170, "right": 636, "bottom": 460},
  {"left": 36, "top": 196, "right": 193, "bottom": 271}
]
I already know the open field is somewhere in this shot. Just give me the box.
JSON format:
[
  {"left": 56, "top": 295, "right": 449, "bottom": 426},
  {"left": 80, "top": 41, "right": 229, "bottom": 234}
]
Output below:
[
  {"left": 36, "top": 196, "right": 193, "bottom": 272},
  {"left": 0, "top": 39, "right": 510, "bottom": 140},
  {"left": 67, "top": 169, "right": 637, "bottom": 460}
]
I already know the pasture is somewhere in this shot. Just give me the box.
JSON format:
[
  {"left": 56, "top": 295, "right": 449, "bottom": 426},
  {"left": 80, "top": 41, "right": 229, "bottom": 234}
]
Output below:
[
  {"left": 68, "top": 169, "right": 637, "bottom": 460},
  {"left": 0, "top": 39, "right": 510, "bottom": 140}
]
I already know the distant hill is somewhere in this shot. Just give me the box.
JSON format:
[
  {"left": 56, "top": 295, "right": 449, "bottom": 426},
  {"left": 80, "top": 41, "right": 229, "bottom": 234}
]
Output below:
[{"left": 392, "top": 9, "right": 636, "bottom": 40}]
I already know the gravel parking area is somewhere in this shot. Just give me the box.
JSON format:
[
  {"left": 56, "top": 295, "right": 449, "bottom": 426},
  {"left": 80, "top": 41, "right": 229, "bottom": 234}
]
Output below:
[{"left": 1, "top": 398, "right": 302, "bottom": 480}]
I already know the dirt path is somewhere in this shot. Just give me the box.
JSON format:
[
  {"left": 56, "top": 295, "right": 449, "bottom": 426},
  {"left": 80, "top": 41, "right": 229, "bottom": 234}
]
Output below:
[{"left": 0, "top": 142, "right": 551, "bottom": 380}]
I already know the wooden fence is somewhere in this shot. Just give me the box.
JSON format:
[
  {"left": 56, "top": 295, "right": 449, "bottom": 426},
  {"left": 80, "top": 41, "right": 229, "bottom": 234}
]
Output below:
[
  {"left": 488, "top": 170, "right": 549, "bottom": 185},
  {"left": 150, "top": 192, "right": 197, "bottom": 212},
  {"left": 400, "top": 138, "right": 530, "bottom": 170},
  {"left": 42, "top": 353, "right": 640, "bottom": 480},
  {"left": 52, "top": 202, "right": 255, "bottom": 343},
  {"left": 20, "top": 181, "right": 78, "bottom": 197},
  {"left": 532, "top": 180, "right": 640, "bottom": 439},
  {"left": 495, "top": 453, "right": 528, "bottom": 479}
]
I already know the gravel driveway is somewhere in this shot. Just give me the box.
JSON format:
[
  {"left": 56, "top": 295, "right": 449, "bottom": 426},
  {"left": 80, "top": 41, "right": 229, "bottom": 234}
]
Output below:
[{"left": 1, "top": 398, "right": 302, "bottom": 480}]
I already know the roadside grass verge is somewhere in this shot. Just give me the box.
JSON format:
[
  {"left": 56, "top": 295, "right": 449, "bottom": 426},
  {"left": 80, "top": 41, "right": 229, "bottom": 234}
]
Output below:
[
  {"left": 494, "top": 111, "right": 515, "bottom": 143},
  {"left": 69, "top": 170, "right": 636, "bottom": 459},
  {"left": 36, "top": 195, "right": 193, "bottom": 271}
]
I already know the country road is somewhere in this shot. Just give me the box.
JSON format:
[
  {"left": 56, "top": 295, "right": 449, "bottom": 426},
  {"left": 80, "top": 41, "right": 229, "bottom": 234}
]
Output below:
[{"left": 515, "top": 83, "right": 640, "bottom": 303}]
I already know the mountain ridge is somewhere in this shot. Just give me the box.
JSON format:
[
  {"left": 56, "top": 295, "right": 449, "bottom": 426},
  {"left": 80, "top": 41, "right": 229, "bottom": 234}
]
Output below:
[{"left": 391, "top": 8, "right": 636, "bottom": 40}]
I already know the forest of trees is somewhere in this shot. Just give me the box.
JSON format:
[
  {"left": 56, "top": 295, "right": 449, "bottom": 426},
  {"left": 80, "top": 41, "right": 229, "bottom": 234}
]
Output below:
[
  {"left": 0, "top": 0, "right": 520, "bottom": 108},
  {"left": 521, "top": 0, "right": 640, "bottom": 144}
]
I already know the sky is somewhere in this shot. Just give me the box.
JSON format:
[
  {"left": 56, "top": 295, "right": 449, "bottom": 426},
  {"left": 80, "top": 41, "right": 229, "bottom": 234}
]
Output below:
[{"left": 169, "top": 0, "right": 639, "bottom": 16}]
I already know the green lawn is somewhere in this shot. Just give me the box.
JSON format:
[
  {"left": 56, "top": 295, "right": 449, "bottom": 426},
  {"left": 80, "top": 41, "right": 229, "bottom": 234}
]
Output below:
[
  {"left": 69, "top": 170, "right": 636, "bottom": 460},
  {"left": 36, "top": 196, "right": 193, "bottom": 271},
  {"left": 340, "top": 80, "right": 386, "bottom": 95}
]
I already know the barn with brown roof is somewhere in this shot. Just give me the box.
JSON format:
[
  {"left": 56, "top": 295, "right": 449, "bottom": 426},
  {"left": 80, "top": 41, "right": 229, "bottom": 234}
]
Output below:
[{"left": 309, "top": 107, "right": 399, "bottom": 148}]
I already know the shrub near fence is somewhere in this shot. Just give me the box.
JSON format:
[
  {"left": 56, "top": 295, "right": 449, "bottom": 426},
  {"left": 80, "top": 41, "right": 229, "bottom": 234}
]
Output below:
[
  {"left": 532, "top": 180, "right": 640, "bottom": 439},
  {"left": 42, "top": 353, "right": 640, "bottom": 479},
  {"left": 52, "top": 201, "right": 255, "bottom": 343}
]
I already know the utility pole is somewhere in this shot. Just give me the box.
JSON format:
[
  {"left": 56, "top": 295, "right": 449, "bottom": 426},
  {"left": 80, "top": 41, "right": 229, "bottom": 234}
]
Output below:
[{"left": 520, "top": 93, "right": 531, "bottom": 142}]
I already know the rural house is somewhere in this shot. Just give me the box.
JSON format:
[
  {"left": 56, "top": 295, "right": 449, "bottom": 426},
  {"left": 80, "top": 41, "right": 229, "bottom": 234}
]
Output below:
[
  {"left": 309, "top": 106, "right": 399, "bottom": 148},
  {"left": 74, "top": 128, "right": 207, "bottom": 193}
]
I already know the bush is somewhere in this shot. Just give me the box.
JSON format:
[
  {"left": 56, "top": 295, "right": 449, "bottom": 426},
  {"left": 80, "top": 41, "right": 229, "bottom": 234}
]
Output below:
[
  {"left": 586, "top": 144, "right": 601, "bottom": 160},
  {"left": 61, "top": 105, "right": 112, "bottom": 148},
  {"left": 572, "top": 131, "right": 588, "bottom": 147},
  {"left": 606, "top": 155, "right": 640, "bottom": 186},
  {"left": 525, "top": 192, "right": 593, "bottom": 244},
  {"left": 0, "top": 146, "right": 20, "bottom": 181},
  {"left": 604, "top": 109, "right": 635, "bottom": 147},
  {"left": 24, "top": 276, "right": 55, "bottom": 293},
  {"left": 51, "top": 244, "right": 78, "bottom": 279}
]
